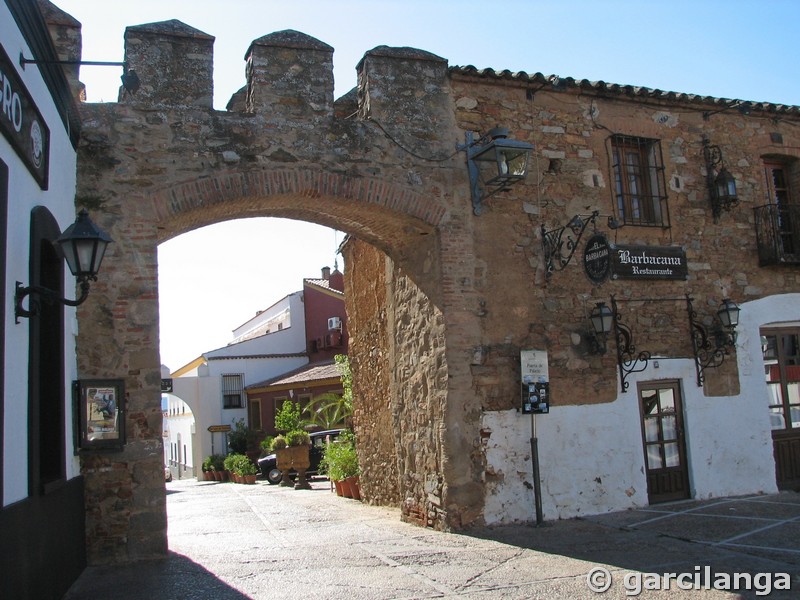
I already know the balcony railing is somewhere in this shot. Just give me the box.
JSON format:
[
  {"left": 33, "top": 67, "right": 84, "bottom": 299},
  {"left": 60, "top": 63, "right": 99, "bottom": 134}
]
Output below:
[{"left": 754, "top": 203, "right": 800, "bottom": 266}]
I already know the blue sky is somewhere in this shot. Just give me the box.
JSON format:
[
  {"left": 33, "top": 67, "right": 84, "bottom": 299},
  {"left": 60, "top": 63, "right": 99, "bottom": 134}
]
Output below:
[{"left": 52, "top": 0, "right": 800, "bottom": 370}]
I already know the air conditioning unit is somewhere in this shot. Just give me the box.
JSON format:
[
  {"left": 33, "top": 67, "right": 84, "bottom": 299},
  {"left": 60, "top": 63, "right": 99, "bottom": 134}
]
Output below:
[{"left": 327, "top": 316, "right": 342, "bottom": 331}]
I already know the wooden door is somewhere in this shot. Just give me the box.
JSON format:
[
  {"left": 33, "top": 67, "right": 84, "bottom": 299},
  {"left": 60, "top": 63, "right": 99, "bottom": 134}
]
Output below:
[
  {"left": 762, "top": 329, "right": 800, "bottom": 489},
  {"left": 638, "top": 381, "right": 691, "bottom": 503}
]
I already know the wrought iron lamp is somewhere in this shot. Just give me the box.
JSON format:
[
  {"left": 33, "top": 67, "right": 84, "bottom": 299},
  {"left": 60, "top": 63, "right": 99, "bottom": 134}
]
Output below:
[
  {"left": 702, "top": 136, "right": 738, "bottom": 222},
  {"left": 459, "top": 126, "right": 533, "bottom": 215},
  {"left": 587, "top": 301, "right": 614, "bottom": 354},
  {"left": 20, "top": 54, "right": 140, "bottom": 95},
  {"left": 687, "top": 295, "right": 740, "bottom": 386},
  {"left": 15, "top": 209, "right": 113, "bottom": 322}
]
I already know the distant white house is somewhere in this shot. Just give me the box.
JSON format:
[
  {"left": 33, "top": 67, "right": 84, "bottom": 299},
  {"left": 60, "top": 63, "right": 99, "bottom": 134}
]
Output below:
[{"left": 162, "top": 267, "right": 346, "bottom": 479}]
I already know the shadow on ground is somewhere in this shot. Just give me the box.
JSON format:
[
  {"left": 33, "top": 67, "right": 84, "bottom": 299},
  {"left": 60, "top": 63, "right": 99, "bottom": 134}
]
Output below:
[
  {"left": 463, "top": 494, "right": 800, "bottom": 599},
  {"left": 63, "top": 551, "right": 250, "bottom": 600}
]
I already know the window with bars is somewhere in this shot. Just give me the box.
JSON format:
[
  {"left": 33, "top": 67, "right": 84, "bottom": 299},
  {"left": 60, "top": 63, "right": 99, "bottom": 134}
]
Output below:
[
  {"left": 222, "top": 374, "right": 244, "bottom": 409},
  {"left": 609, "top": 135, "right": 669, "bottom": 227}
]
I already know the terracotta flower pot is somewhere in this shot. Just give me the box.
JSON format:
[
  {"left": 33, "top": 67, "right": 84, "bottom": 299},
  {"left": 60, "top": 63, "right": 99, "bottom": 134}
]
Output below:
[
  {"left": 333, "top": 479, "right": 343, "bottom": 496},
  {"left": 346, "top": 475, "right": 361, "bottom": 501},
  {"left": 339, "top": 478, "right": 353, "bottom": 498}
]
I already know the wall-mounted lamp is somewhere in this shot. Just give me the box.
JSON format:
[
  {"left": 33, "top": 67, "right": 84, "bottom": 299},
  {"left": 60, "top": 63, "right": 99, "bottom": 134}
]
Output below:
[
  {"left": 19, "top": 54, "right": 140, "bottom": 95},
  {"left": 587, "top": 302, "right": 614, "bottom": 354},
  {"left": 15, "top": 209, "right": 113, "bottom": 323},
  {"left": 702, "top": 136, "right": 738, "bottom": 222},
  {"left": 458, "top": 126, "right": 533, "bottom": 215},
  {"left": 687, "top": 295, "right": 740, "bottom": 387}
]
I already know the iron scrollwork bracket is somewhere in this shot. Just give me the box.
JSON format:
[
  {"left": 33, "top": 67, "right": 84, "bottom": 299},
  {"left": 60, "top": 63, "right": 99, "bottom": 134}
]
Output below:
[
  {"left": 686, "top": 295, "right": 735, "bottom": 387},
  {"left": 542, "top": 211, "right": 600, "bottom": 278},
  {"left": 611, "top": 295, "right": 651, "bottom": 393}
]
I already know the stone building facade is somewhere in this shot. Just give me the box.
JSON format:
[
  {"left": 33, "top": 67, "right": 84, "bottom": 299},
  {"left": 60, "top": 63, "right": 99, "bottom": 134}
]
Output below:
[{"left": 26, "top": 1, "right": 800, "bottom": 569}]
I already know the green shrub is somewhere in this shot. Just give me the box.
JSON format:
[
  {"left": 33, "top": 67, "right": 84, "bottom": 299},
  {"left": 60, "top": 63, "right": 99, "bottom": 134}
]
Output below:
[
  {"left": 223, "top": 453, "right": 243, "bottom": 473},
  {"left": 320, "top": 436, "right": 359, "bottom": 481},
  {"left": 274, "top": 400, "right": 303, "bottom": 432},
  {"left": 227, "top": 418, "right": 256, "bottom": 454},
  {"left": 285, "top": 429, "right": 310, "bottom": 447},
  {"left": 259, "top": 436, "right": 274, "bottom": 453},
  {"left": 271, "top": 435, "right": 287, "bottom": 451},
  {"left": 202, "top": 456, "right": 214, "bottom": 472},
  {"left": 238, "top": 459, "right": 257, "bottom": 476},
  {"left": 210, "top": 454, "right": 225, "bottom": 471}
]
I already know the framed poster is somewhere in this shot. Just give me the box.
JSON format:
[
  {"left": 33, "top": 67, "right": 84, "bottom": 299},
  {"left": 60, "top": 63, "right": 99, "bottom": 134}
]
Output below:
[{"left": 76, "top": 379, "right": 126, "bottom": 450}]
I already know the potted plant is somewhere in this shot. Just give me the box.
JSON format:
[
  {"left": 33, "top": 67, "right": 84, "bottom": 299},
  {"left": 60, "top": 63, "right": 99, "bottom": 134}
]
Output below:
[
  {"left": 211, "top": 454, "right": 226, "bottom": 481},
  {"left": 224, "top": 453, "right": 242, "bottom": 483},
  {"left": 201, "top": 456, "right": 215, "bottom": 481},
  {"left": 273, "top": 401, "right": 313, "bottom": 489},
  {"left": 238, "top": 457, "right": 258, "bottom": 484},
  {"left": 320, "top": 431, "right": 360, "bottom": 499}
]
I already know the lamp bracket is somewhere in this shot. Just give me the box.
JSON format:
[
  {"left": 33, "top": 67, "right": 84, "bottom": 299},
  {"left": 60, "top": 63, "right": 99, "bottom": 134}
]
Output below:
[
  {"left": 702, "top": 136, "right": 739, "bottom": 222},
  {"left": 686, "top": 295, "right": 737, "bottom": 387},
  {"left": 19, "top": 54, "right": 140, "bottom": 94},
  {"left": 15, "top": 279, "right": 91, "bottom": 324},
  {"left": 586, "top": 330, "right": 608, "bottom": 355},
  {"left": 610, "top": 296, "right": 652, "bottom": 393},
  {"left": 458, "top": 130, "right": 533, "bottom": 216}
]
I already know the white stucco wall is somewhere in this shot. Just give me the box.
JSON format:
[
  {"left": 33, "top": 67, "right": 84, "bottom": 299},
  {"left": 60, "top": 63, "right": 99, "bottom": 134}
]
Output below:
[
  {"left": 483, "top": 295, "right": 794, "bottom": 524},
  {"left": 163, "top": 394, "right": 195, "bottom": 476},
  {"left": 2, "top": 2, "right": 80, "bottom": 506}
]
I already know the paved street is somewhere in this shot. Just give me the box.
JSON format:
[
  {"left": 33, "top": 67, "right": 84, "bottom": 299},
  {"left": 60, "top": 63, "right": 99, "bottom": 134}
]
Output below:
[{"left": 65, "top": 478, "right": 800, "bottom": 599}]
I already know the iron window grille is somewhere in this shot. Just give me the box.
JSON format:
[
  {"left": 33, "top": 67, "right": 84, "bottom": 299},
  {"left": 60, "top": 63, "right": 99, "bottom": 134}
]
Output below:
[
  {"left": 222, "top": 373, "right": 244, "bottom": 409},
  {"left": 608, "top": 135, "right": 670, "bottom": 227},
  {"left": 754, "top": 160, "right": 800, "bottom": 265}
]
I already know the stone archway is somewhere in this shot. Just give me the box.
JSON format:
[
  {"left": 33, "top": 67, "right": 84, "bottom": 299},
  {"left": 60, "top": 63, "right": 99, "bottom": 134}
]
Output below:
[{"left": 73, "top": 24, "right": 484, "bottom": 564}]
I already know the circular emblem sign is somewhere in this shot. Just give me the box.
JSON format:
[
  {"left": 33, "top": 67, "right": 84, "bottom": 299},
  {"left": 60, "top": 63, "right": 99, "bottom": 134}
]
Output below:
[{"left": 583, "top": 233, "right": 611, "bottom": 285}]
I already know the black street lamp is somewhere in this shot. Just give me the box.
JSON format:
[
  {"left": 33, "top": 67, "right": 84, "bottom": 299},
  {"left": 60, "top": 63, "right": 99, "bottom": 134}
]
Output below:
[{"left": 15, "top": 209, "right": 112, "bottom": 322}]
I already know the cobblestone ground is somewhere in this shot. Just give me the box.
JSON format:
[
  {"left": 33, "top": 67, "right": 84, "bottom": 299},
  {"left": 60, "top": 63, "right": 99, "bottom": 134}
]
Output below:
[{"left": 64, "top": 479, "right": 800, "bottom": 599}]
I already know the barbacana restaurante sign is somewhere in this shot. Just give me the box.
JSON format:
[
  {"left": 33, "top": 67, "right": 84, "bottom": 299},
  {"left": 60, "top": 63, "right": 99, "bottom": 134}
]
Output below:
[
  {"left": 583, "top": 237, "right": 688, "bottom": 283},
  {"left": 611, "top": 244, "right": 688, "bottom": 280}
]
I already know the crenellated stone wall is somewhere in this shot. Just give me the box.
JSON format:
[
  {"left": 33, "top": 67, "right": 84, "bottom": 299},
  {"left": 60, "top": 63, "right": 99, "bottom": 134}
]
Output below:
[{"left": 53, "top": 3, "right": 800, "bottom": 565}]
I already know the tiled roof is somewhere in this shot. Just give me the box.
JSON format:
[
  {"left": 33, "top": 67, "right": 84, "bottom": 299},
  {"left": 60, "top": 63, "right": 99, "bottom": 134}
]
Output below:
[
  {"left": 245, "top": 360, "right": 342, "bottom": 390},
  {"left": 304, "top": 278, "right": 344, "bottom": 295},
  {"left": 449, "top": 66, "right": 800, "bottom": 116}
]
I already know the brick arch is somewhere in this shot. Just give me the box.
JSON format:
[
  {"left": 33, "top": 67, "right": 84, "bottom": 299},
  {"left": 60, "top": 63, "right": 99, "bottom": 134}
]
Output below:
[{"left": 149, "top": 169, "right": 445, "bottom": 251}]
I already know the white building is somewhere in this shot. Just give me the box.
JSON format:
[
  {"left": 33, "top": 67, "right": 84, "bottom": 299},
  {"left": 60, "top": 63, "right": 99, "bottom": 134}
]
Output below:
[
  {"left": 1, "top": 1, "right": 94, "bottom": 597},
  {"left": 164, "top": 291, "right": 309, "bottom": 478}
]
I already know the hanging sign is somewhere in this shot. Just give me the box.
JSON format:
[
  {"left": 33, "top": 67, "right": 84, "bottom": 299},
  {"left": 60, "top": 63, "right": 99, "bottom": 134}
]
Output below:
[
  {"left": 0, "top": 44, "right": 50, "bottom": 189},
  {"left": 520, "top": 350, "right": 550, "bottom": 414},
  {"left": 611, "top": 244, "right": 688, "bottom": 280},
  {"left": 583, "top": 233, "right": 612, "bottom": 285}
]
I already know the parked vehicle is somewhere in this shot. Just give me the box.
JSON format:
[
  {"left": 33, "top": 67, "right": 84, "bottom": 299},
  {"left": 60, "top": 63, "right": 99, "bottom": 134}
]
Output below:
[{"left": 258, "top": 429, "right": 342, "bottom": 484}]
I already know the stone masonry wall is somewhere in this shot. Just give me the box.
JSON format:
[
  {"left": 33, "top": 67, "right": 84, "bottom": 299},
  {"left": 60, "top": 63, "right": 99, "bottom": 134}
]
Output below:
[
  {"left": 60, "top": 4, "right": 800, "bottom": 563},
  {"left": 342, "top": 238, "right": 399, "bottom": 506}
]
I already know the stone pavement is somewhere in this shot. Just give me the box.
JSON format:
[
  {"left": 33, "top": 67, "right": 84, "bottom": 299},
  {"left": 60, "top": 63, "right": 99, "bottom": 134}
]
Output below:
[{"left": 63, "top": 478, "right": 800, "bottom": 599}]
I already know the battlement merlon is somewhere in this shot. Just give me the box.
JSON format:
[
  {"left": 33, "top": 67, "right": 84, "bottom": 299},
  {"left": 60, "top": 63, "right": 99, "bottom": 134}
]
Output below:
[
  {"left": 357, "top": 46, "right": 455, "bottom": 155},
  {"left": 122, "top": 19, "right": 215, "bottom": 108},
  {"left": 245, "top": 30, "right": 334, "bottom": 121}
]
